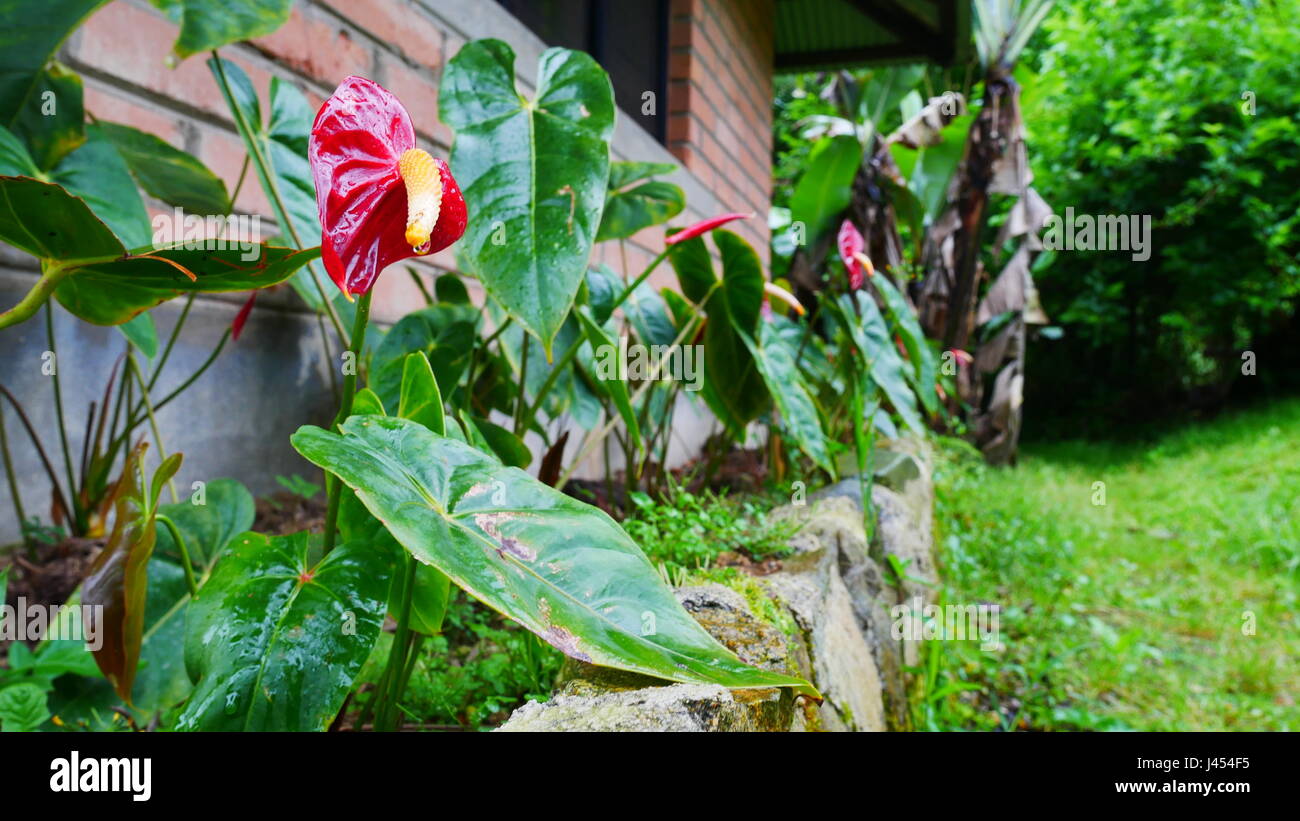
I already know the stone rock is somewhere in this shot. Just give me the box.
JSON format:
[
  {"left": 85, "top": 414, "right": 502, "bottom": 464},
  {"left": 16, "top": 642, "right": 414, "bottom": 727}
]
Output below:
[
  {"left": 497, "top": 584, "right": 802, "bottom": 732},
  {"left": 497, "top": 683, "right": 750, "bottom": 732},
  {"left": 766, "top": 497, "right": 888, "bottom": 732}
]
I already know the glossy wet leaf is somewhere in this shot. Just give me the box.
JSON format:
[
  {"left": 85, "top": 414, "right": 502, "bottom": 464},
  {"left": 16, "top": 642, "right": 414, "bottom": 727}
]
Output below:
[
  {"left": 624, "top": 280, "right": 677, "bottom": 347},
  {"left": 291, "top": 416, "right": 818, "bottom": 697},
  {"left": 97, "top": 121, "right": 230, "bottom": 215},
  {"left": 176, "top": 530, "right": 393, "bottom": 731},
  {"left": 440, "top": 39, "right": 615, "bottom": 355},
  {"left": 338, "top": 492, "right": 448, "bottom": 636},
  {"left": 151, "top": 0, "right": 293, "bottom": 59},
  {"left": 81, "top": 444, "right": 179, "bottom": 702}
]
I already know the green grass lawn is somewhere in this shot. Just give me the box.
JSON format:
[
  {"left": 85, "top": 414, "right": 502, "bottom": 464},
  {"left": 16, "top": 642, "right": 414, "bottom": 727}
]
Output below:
[{"left": 922, "top": 398, "right": 1300, "bottom": 731}]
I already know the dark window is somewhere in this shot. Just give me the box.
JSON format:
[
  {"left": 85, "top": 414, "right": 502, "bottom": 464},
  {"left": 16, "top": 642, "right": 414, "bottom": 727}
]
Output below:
[{"left": 495, "top": 0, "right": 670, "bottom": 142}]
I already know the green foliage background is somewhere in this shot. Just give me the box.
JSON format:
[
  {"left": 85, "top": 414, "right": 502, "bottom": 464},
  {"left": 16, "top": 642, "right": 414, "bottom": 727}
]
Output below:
[{"left": 1023, "top": 0, "right": 1300, "bottom": 432}]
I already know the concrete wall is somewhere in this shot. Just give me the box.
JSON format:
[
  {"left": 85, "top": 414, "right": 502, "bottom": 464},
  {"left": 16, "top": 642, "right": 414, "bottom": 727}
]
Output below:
[{"left": 0, "top": 0, "right": 778, "bottom": 541}]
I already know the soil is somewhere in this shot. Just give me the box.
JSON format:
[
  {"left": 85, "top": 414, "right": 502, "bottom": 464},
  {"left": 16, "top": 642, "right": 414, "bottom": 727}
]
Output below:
[
  {"left": 1, "top": 536, "right": 102, "bottom": 659},
  {"left": 253, "top": 492, "right": 328, "bottom": 536}
]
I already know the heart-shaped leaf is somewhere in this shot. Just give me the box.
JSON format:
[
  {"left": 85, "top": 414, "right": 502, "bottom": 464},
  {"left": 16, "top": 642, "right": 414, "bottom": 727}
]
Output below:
[
  {"left": 176, "top": 530, "right": 393, "bottom": 731},
  {"left": 291, "top": 416, "right": 818, "bottom": 698},
  {"left": 440, "top": 39, "right": 615, "bottom": 355}
]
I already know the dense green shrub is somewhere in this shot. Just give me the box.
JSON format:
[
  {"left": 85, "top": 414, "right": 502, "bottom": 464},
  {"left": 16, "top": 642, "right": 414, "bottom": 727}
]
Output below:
[{"left": 1023, "top": 0, "right": 1300, "bottom": 432}]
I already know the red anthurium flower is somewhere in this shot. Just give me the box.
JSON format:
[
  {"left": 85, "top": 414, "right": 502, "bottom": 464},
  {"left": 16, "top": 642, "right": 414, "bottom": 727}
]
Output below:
[
  {"left": 837, "top": 218, "right": 874, "bottom": 289},
  {"left": 666, "top": 212, "right": 752, "bottom": 245},
  {"left": 309, "top": 76, "right": 467, "bottom": 298}
]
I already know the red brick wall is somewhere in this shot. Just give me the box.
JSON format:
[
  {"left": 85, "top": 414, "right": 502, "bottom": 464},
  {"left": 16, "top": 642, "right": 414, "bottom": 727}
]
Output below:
[
  {"left": 65, "top": 0, "right": 774, "bottom": 319},
  {"left": 667, "top": 0, "right": 775, "bottom": 260}
]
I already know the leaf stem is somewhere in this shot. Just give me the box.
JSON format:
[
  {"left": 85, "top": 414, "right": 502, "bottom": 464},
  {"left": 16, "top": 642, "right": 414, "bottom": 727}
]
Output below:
[
  {"left": 0, "top": 400, "right": 26, "bottom": 544},
  {"left": 320, "top": 290, "right": 372, "bottom": 555},
  {"left": 45, "top": 302, "right": 83, "bottom": 532},
  {"left": 156, "top": 514, "right": 198, "bottom": 596},
  {"left": 127, "top": 353, "right": 179, "bottom": 504},
  {"left": 0, "top": 263, "right": 73, "bottom": 331},
  {"left": 377, "top": 555, "right": 417, "bottom": 731}
]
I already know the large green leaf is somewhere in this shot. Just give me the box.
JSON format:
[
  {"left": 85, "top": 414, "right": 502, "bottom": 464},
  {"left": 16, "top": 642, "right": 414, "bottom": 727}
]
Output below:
[
  {"left": 291, "top": 416, "right": 817, "bottom": 697},
  {"left": 208, "top": 58, "right": 328, "bottom": 309},
  {"left": 97, "top": 121, "right": 230, "bottom": 215},
  {"left": 0, "top": 0, "right": 107, "bottom": 129},
  {"left": 440, "top": 39, "right": 615, "bottom": 355},
  {"left": 151, "top": 0, "right": 294, "bottom": 59},
  {"left": 53, "top": 242, "right": 322, "bottom": 326},
  {"left": 788, "top": 135, "right": 862, "bottom": 245},
  {"left": 745, "top": 322, "right": 835, "bottom": 476},
  {"left": 0, "top": 121, "right": 151, "bottom": 250},
  {"left": 0, "top": 176, "right": 314, "bottom": 328},
  {"left": 176, "top": 531, "right": 393, "bottom": 731},
  {"left": 703, "top": 230, "right": 770, "bottom": 433}
]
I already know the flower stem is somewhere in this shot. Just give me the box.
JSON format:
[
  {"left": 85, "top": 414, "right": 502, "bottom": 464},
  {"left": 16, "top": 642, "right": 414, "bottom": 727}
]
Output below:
[
  {"left": 321, "top": 290, "right": 372, "bottom": 555},
  {"left": 156, "top": 514, "right": 198, "bottom": 596},
  {"left": 376, "top": 555, "right": 417, "bottom": 731}
]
